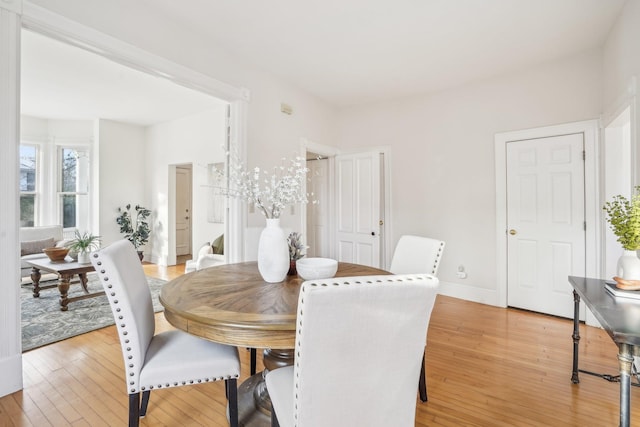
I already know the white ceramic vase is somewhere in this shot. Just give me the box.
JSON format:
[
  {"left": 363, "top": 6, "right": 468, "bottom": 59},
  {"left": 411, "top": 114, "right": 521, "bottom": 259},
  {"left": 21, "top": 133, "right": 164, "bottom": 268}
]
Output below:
[
  {"left": 257, "top": 218, "right": 289, "bottom": 283},
  {"left": 617, "top": 250, "right": 640, "bottom": 280}
]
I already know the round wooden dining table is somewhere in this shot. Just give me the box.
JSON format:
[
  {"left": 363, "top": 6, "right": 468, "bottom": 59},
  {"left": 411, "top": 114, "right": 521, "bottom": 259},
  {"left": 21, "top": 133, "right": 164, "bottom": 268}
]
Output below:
[{"left": 160, "top": 261, "right": 390, "bottom": 426}]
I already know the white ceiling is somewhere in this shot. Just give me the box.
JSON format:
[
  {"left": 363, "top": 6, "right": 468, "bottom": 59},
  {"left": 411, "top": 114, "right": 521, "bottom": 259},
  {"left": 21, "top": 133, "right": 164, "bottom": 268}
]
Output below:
[
  {"left": 21, "top": 30, "right": 226, "bottom": 126},
  {"left": 21, "top": 0, "right": 627, "bottom": 123},
  {"left": 142, "top": 0, "right": 627, "bottom": 107}
]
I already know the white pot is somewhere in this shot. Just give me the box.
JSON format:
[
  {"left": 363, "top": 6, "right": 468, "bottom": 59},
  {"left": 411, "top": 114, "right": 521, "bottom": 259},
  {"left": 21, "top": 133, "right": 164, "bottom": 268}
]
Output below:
[
  {"left": 77, "top": 251, "right": 91, "bottom": 265},
  {"left": 257, "top": 218, "right": 289, "bottom": 283},
  {"left": 617, "top": 250, "right": 640, "bottom": 280}
]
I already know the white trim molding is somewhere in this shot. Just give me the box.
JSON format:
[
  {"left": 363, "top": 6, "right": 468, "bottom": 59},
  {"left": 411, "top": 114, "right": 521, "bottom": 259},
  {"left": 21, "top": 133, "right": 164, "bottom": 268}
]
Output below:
[
  {"left": 494, "top": 119, "right": 600, "bottom": 308},
  {"left": 438, "top": 281, "right": 498, "bottom": 306},
  {"left": 0, "top": 0, "right": 21, "bottom": 14},
  {"left": 0, "top": 4, "right": 24, "bottom": 397}
]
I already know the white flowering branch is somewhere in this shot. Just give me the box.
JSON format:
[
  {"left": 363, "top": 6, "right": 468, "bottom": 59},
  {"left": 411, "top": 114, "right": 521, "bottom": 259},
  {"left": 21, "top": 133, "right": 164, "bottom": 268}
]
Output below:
[{"left": 222, "top": 149, "right": 315, "bottom": 219}]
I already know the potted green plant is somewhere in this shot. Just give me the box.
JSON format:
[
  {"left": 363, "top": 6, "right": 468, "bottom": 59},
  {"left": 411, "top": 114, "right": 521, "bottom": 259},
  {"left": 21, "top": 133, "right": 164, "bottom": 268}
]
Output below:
[
  {"left": 604, "top": 186, "right": 640, "bottom": 283},
  {"left": 116, "top": 204, "right": 151, "bottom": 260},
  {"left": 287, "top": 232, "right": 305, "bottom": 276},
  {"left": 66, "top": 230, "right": 101, "bottom": 264}
]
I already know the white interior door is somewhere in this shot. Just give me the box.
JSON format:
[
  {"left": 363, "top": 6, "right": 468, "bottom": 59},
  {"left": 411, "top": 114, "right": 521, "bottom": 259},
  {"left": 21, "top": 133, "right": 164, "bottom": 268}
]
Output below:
[
  {"left": 335, "top": 152, "right": 381, "bottom": 267},
  {"left": 306, "top": 158, "right": 330, "bottom": 257},
  {"left": 506, "top": 134, "right": 585, "bottom": 318},
  {"left": 175, "top": 166, "right": 192, "bottom": 256}
]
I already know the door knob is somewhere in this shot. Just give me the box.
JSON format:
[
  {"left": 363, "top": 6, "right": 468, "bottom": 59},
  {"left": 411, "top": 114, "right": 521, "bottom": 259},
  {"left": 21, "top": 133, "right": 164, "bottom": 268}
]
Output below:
[{"left": 509, "top": 229, "right": 517, "bottom": 235}]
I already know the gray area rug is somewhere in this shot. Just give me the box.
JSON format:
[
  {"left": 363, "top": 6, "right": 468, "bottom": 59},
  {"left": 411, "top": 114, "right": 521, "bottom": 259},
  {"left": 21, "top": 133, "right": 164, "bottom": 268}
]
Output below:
[{"left": 21, "top": 274, "right": 166, "bottom": 352}]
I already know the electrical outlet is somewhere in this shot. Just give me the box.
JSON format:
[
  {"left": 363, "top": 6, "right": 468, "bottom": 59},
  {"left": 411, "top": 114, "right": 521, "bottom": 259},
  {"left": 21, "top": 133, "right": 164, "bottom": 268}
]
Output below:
[{"left": 457, "top": 265, "right": 467, "bottom": 279}]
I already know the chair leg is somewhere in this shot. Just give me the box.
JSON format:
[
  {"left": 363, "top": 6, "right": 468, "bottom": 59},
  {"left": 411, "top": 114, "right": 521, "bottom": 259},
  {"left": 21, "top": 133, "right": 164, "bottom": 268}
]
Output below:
[
  {"left": 129, "top": 393, "right": 140, "bottom": 427},
  {"left": 271, "top": 402, "right": 280, "bottom": 427},
  {"left": 419, "top": 352, "right": 428, "bottom": 402},
  {"left": 227, "top": 378, "right": 238, "bottom": 427},
  {"left": 250, "top": 348, "right": 257, "bottom": 375},
  {"left": 140, "top": 390, "right": 151, "bottom": 417}
]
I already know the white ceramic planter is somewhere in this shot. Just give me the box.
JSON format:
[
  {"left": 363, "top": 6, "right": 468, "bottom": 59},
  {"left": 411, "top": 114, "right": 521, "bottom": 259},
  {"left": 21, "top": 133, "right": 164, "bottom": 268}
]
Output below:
[
  {"left": 257, "top": 218, "right": 289, "bottom": 283},
  {"left": 617, "top": 250, "right": 640, "bottom": 280},
  {"left": 77, "top": 251, "right": 91, "bottom": 265}
]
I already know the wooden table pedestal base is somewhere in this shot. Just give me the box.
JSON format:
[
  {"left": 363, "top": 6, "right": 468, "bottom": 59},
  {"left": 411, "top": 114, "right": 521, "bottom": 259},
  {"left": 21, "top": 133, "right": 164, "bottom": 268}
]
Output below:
[{"left": 237, "top": 348, "right": 294, "bottom": 427}]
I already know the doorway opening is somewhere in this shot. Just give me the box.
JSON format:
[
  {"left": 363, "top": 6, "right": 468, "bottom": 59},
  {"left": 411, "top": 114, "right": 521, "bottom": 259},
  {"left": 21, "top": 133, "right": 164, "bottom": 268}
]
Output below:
[
  {"left": 175, "top": 164, "right": 193, "bottom": 264},
  {"left": 306, "top": 151, "right": 331, "bottom": 258}
]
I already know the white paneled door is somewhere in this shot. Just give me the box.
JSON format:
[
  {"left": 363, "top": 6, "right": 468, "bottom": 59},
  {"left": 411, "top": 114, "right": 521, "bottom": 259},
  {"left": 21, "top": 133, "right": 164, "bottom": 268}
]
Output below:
[
  {"left": 176, "top": 166, "right": 192, "bottom": 257},
  {"left": 506, "top": 134, "right": 585, "bottom": 318},
  {"left": 335, "top": 152, "right": 381, "bottom": 268}
]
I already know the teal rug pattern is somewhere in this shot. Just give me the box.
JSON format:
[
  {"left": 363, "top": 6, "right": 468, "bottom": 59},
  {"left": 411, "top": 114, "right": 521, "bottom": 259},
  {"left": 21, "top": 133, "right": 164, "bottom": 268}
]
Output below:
[{"left": 21, "top": 274, "right": 165, "bottom": 352}]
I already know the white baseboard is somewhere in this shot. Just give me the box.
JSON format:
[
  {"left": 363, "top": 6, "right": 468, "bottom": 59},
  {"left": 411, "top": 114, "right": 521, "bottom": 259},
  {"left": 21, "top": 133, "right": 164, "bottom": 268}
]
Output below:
[
  {"left": 0, "top": 354, "right": 22, "bottom": 398},
  {"left": 438, "top": 280, "right": 503, "bottom": 307}
]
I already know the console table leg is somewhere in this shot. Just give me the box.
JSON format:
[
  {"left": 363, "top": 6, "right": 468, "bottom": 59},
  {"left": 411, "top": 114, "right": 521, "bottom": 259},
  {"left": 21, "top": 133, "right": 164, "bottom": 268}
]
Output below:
[
  {"left": 31, "top": 267, "right": 41, "bottom": 298},
  {"left": 618, "top": 344, "right": 633, "bottom": 427},
  {"left": 571, "top": 290, "right": 581, "bottom": 384}
]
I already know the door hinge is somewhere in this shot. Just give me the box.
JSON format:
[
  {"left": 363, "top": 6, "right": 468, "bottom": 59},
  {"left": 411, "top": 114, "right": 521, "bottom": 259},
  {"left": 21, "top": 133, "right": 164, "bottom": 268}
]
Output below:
[
  {"left": 584, "top": 221, "right": 587, "bottom": 231},
  {"left": 583, "top": 150, "right": 586, "bottom": 161}
]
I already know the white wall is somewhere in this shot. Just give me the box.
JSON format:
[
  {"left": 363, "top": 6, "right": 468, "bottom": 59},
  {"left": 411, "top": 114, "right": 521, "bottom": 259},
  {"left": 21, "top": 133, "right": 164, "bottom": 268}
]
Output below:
[
  {"left": 97, "top": 119, "right": 146, "bottom": 247},
  {"left": 603, "top": 0, "right": 640, "bottom": 181},
  {"left": 603, "top": 0, "right": 640, "bottom": 111},
  {"left": 336, "top": 49, "right": 603, "bottom": 303},
  {"left": 145, "top": 107, "right": 227, "bottom": 265}
]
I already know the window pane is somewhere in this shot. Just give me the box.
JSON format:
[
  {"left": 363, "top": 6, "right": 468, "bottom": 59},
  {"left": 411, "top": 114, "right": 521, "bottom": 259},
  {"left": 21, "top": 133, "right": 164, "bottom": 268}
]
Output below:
[
  {"left": 20, "top": 194, "right": 35, "bottom": 227},
  {"left": 62, "top": 194, "right": 76, "bottom": 228},
  {"left": 61, "top": 147, "right": 89, "bottom": 193},
  {"left": 61, "top": 194, "right": 89, "bottom": 230},
  {"left": 61, "top": 148, "right": 77, "bottom": 192},
  {"left": 20, "top": 145, "right": 36, "bottom": 192}
]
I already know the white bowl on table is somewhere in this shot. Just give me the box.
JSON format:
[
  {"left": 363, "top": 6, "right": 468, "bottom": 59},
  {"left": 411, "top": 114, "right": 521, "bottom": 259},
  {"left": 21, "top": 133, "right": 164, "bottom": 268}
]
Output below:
[{"left": 296, "top": 257, "right": 338, "bottom": 280}]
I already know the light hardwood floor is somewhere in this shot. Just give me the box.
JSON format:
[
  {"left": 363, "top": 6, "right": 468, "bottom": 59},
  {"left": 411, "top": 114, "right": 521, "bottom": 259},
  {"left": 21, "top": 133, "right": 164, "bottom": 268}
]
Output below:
[{"left": 1, "top": 263, "right": 638, "bottom": 426}]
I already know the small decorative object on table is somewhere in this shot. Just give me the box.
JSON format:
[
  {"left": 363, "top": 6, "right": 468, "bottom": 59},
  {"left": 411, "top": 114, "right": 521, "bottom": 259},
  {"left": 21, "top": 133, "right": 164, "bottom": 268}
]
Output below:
[
  {"left": 223, "top": 150, "right": 316, "bottom": 283},
  {"left": 116, "top": 204, "right": 151, "bottom": 261},
  {"left": 43, "top": 247, "right": 69, "bottom": 262},
  {"left": 287, "top": 232, "right": 305, "bottom": 275},
  {"left": 604, "top": 186, "right": 640, "bottom": 285},
  {"left": 66, "top": 230, "right": 101, "bottom": 264},
  {"left": 612, "top": 276, "right": 640, "bottom": 291},
  {"left": 296, "top": 257, "right": 338, "bottom": 280}
]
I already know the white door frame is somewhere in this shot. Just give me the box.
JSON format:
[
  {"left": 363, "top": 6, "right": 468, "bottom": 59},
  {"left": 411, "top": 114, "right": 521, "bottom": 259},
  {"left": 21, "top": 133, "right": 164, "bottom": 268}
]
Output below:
[
  {"left": 20, "top": 2, "right": 250, "bottom": 264},
  {"left": 0, "top": 0, "right": 249, "bottom": 396},
  {"left": 495, "top": 120, "right": 600, "bottom": 308}
]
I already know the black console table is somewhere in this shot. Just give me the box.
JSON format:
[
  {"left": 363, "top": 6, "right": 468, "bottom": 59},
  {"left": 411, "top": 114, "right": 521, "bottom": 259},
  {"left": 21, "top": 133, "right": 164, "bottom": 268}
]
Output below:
[{"left": 569, "top": 276, "right": 640, "bottom": 427}]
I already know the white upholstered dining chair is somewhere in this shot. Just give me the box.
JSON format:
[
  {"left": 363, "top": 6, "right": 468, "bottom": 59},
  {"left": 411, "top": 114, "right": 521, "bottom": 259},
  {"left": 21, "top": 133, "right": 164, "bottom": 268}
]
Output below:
[
  {"left": 389, "top": 235, "right": 445, "bottom": 276},
  {"left": 390, "top": 234, "right": 445, "bottom": 402},
  {"left": 265, "top": 274, "right": 439, "bottom": 427},
  {"left": 91, "top": 240, "right": 240, "bottom": 427}
]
